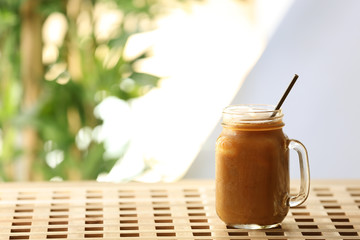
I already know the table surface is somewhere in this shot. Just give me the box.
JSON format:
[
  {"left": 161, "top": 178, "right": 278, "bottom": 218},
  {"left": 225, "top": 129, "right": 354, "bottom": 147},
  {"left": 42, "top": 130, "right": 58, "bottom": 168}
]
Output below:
[{"left": 0, "top": 180, "right": 359, "bottom": 240}]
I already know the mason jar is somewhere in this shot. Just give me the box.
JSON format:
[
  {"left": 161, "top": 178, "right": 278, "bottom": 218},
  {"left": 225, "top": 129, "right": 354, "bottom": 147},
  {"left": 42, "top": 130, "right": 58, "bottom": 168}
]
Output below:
[{"left": 215, "top": 104, "right": 310, "bottom": 229}]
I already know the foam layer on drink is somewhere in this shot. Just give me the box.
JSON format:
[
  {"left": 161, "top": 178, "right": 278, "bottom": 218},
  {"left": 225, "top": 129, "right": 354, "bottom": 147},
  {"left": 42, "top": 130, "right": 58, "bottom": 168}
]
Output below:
[{"left": 222, "top": 105, "right": 282, "bottom": 125}]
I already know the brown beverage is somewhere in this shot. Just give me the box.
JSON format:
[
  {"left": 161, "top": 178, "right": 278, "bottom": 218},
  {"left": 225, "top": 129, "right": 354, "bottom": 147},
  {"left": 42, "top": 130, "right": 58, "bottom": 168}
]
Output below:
[{"left": 215, "top": 105, "right": 309, "bottom": 229}]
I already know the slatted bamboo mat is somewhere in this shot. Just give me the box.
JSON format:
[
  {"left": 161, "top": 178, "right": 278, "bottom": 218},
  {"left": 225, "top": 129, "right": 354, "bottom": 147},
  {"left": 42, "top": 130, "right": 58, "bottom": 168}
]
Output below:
[{"left": 0, "top": 180, "right": 359, "bottom": 240}]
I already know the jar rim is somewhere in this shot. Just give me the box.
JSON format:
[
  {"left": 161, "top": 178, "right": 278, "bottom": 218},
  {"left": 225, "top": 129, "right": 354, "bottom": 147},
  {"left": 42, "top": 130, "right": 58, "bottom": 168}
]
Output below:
[{"left": 222, "top": 104, "right": 284, "bottom": 123}]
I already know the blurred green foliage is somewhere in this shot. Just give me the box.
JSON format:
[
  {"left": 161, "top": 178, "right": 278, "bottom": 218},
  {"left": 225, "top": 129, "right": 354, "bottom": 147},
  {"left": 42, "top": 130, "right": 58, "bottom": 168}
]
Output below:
[
  {"left": 0, "top": 0, "right": 174, "bottom": 181},
  {"left": 0, "top": 0, "right": 22, "bottom": 181}
]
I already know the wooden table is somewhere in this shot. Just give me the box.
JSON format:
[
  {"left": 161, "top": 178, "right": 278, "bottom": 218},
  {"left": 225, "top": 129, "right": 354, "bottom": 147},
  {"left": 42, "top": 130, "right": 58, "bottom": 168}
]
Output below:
[{"left": 0, "top": 180, "right": 359, "bottom": 239}]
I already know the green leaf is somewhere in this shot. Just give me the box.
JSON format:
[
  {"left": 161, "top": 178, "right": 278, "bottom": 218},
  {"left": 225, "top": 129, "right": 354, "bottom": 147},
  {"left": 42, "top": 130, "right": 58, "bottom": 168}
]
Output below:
[
  {"left": 81, "top": 142, "right": 117, "bottom": 179},
  {"left": 130, "top": 72, "right": 160, "bottom": 87},
  {"left": 108, "top": 33, "right": 131, "bottom": 49}
]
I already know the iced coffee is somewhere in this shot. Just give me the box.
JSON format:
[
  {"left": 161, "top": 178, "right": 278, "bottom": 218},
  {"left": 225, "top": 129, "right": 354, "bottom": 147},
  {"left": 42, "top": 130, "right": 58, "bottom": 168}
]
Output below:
[{"left": 215, "top": 105, "right": 309, "bottom": 229}]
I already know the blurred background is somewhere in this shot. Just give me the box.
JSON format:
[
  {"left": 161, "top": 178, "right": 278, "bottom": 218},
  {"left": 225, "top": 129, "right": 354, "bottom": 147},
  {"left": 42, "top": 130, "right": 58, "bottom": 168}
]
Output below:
[
  {"left": 186, "top": 0, "right": 360, "bottom": 180},
  {"left": 1, "top": 0, "right": 359, "bottom": 182}
]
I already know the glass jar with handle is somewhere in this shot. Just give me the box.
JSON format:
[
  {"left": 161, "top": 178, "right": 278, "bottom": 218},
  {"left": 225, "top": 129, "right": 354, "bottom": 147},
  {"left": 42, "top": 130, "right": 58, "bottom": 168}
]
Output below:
[{"left": 215, "top": 104, "right": 310, "bottom": 229}]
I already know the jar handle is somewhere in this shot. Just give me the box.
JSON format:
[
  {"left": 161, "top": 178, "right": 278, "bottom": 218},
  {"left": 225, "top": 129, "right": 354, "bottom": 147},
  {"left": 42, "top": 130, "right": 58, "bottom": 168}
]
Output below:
[{"left": 288, "top": 139, "right": 310, "bottom": 207}]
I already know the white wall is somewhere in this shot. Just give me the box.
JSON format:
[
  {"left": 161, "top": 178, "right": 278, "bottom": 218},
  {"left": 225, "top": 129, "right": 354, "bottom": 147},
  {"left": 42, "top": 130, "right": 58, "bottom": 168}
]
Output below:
[{"left": 185, "top": 0, "right": 360, "bottom": 179}]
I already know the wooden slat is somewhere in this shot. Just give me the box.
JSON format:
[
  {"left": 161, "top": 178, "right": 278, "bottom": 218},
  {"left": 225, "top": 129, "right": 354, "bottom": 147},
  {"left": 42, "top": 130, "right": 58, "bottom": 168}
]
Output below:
[{"left": 0, "top": 180, "right": 359, "bottom": 239}]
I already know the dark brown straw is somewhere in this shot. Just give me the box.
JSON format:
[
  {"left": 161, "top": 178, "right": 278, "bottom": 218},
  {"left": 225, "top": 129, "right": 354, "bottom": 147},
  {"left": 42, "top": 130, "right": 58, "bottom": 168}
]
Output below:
[{"left": 271, "top": 74, "right": 299, "bottom": 117}]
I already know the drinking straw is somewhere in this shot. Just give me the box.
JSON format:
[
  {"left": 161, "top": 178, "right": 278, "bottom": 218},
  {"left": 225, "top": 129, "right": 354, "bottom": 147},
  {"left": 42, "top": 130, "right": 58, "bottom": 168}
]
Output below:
[{"left": 271, "top": 74, "right": 299, "bottom": 117}]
